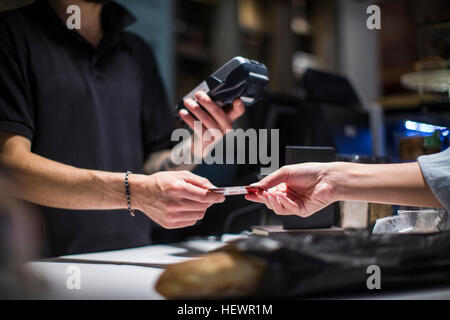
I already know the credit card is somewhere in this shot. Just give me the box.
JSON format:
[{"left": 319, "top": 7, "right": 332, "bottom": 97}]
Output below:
[{"left": 208, "top": 186, "right": 266, "bottom": 196}]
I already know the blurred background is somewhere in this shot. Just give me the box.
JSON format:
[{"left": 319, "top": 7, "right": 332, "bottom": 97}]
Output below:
[
  {"left": 110, "top": 0, "right": 450, "bottom": 169},
  {"left": 114, "top": 0, "right": 449, "bottom": 239},
  {"left": 0, "top": 0, "right": 449, "bottom": 240}
]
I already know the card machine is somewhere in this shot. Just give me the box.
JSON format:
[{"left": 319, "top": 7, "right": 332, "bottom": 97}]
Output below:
[{"left": 176, "top": 56, "right": 269, "bottom": 117}]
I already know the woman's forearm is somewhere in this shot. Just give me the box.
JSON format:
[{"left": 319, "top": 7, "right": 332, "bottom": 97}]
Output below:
[{"left": 329, "top": 162, "right": 442, "bottom": 208}]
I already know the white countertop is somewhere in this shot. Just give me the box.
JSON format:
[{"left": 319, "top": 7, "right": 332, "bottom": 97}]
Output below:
[
  {"left": 25, "top": 239, "right": 229, "bottom": 300},
  {"left": 23, "top": 235, "right": 450, "bottom": 300}
]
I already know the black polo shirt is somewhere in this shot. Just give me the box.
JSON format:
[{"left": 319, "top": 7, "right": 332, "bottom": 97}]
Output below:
[{"left": 0, "top": 0, "right": 175, "bottom": 257}]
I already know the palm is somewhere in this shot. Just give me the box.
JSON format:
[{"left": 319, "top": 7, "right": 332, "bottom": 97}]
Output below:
[{"left": 286, "top": 181, "right": 333, "bottom": 217}]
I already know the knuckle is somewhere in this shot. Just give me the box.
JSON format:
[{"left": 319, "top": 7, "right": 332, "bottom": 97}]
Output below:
[
  {"left": 170, "top": 182, "right": 183, "bottom": 192},
  {"left": 279, "top": 166, "right": 289, "bottom": 174},
  {"left": 165, "top": 202, "right": 179, "bottom": 213},
  {"left": 166, "top": 212, "right": 176, "bottom": 221},
  {"left": 167, "top": 210, "right": 182, "bottom": 221},
  {"left": 160, "top": 220, "right": 173, "bottom": 229},
  {"left": 165, "top": 222, "right": 177, "bottom": 229},
  {"left": 298, "top": 211, "right": 308, "bottom": 218},
  {"left": 165, "top": 185, "right": 177, "bottom": 193}
]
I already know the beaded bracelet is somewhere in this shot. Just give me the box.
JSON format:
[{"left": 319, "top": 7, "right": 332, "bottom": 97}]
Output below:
[{"left": 124, "top": 171, "right": 135, "bottom": 217}]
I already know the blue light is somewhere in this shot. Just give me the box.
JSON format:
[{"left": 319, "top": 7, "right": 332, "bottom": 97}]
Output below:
[
  {"left": 404, "top": 120, "right": 448, "bottom": 135},
  {"left": 405, "top": 120, "right": 417, "bottom": 131}
]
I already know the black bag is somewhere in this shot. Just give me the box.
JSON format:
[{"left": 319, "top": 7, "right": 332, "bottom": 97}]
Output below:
[{"left": 224, "top": 231, "right": 450, "bottom": 298}]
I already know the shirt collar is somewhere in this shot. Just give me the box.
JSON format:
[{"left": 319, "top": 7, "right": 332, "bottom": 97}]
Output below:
[{"left": 101, "top": 1, "right": 137, "bottom": 32}]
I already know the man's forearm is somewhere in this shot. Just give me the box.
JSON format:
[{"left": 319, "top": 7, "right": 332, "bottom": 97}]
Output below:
[
  {"left": 329, "top": 162, "right": 442, "bottom": 208},
  {"left": 1, "top": 138, "right": 128, "bottom": 210},
  {"left": 10, "top": 154, "right": 127, "bottom": 210}
]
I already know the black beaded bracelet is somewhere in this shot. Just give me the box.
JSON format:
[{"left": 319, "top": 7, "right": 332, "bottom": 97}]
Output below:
[{"left": 124, "top": 171, "right": 135, "bottom": 217}]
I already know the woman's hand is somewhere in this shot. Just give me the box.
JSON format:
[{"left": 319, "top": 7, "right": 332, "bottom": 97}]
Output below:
[
  {"left": 245, "top": 163, "right": 337, "bottom": 218},
  {"left": 131, "top": 171, "right": 225, "bottom": 229}
]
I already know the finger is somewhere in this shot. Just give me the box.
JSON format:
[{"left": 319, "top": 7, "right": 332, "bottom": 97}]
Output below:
[
  {"left": 255, "top": 167, "right": 290, "bottom": 189},
  {"left": 195, "top": 91, "right": 231, "bottom": 133},
  {"left": 181, "top": 171, "right": 216, "bottom": 189},
  {"left": 184, "top": 98, "right": 221, "bottom": 130},
  {"left": 163, "top": 220, "right": 198, "bottom": 229},
  {"left": 267, "top": 193, "right": 288, "bottom": 215},
  {"left": 277, "top": 187, "right": 302, "bottom": 211},
  {"left": 274, "top": 195, "right": 294, "bottom": 215},
  {"left": 245, "top": 193, "right": 265, "bottom": 203},
  {"left": 265, "top": 193, "right": 278, "bottom": 212},
  {"left": 274, "top": 193, "right": 299, "bottom": 213},
  {"left": 178, "top": 180, "right": 225, "bottom": 203},
  {"left": 175, "top": 198, "right": 212, "bottom": 210},
  {"left": 258, "top": 191, "right": 272, "bottom": 210},
  {"left": 226, "top": 99, "right": 245, "bottom": 122},
  {"left": 179, "top": 108, "right": 195, "bottom": 125},
  {"left": 179, "top": 109, "right": 207, "bottom": 139},
  {"left": 267, "top": 188, "right": 298, "bottom": 214},
  {"left": 167, "top": 210, "right": 206, "bottom": 222}
]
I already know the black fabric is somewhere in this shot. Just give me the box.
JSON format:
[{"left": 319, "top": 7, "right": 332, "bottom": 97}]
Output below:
[
  {"left": 0, "top": 0, "right": 175, "bottom": 257},
  {"left": 223, "top": 231, "right": 450, "bottom": 298}
]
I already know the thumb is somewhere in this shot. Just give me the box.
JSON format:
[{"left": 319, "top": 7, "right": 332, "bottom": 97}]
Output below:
[{"left": 255, "top": 167, "right": 289, "bottom": 188}]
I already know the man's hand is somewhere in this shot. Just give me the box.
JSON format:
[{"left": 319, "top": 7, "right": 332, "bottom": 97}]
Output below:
[
  {"left": 0, "top": 132, "right": 225, "bottom": 225},
  {"left": 144, "top": 91, "right": 245, "bottom": 174},
  {"left": 131, "top": 170, "right": 225, "bottom": 229},
  {"left": 179, "top": 91, "right": 245, "bottom": 159},
  {"left": 245, "top": 163, "right": 336, "bottom": 218}
]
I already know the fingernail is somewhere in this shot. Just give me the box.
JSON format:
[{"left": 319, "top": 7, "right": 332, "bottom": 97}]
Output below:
[{"left": 199, "top": 92, "right": 209, "bottom": 100}]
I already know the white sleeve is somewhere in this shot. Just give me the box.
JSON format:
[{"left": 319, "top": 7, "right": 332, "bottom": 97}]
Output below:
[{"left": 418, "top": 148, "right": 450, "bottom": 212}]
